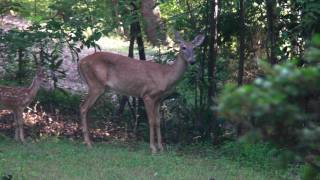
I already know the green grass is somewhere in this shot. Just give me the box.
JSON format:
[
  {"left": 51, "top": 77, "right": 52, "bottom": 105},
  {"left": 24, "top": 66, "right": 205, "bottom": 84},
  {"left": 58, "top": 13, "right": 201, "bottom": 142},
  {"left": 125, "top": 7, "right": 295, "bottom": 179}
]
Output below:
[{"left": 0, "top": 138, "right": 293, "bottom": 180}]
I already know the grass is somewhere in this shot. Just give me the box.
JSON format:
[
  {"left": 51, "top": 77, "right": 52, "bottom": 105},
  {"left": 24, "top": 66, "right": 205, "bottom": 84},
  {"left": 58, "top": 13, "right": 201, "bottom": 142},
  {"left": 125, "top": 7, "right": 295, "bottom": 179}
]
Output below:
[{"left": 0, "top": 137, "right": 294, "bottom": 180}]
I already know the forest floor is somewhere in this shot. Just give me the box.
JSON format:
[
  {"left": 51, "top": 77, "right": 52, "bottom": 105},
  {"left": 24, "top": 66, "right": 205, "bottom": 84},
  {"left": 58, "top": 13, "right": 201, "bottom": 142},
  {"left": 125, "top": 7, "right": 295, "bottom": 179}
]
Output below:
[{"left": 0, "top": 138, "right": 294, "bottom": 180}]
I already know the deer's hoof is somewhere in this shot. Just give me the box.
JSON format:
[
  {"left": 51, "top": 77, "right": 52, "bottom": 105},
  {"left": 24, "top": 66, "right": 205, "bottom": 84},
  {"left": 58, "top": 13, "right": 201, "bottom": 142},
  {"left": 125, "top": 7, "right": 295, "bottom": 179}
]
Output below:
[
  {"left": 151, "top": 149, "right": 157, "bottom": 154},
  {"left": 85, "top": 141, "right": 93, "bottom": 149},
  {"left": 158, "top": 145, "right": 164, "bottom": 152},
  {"left": 150, "top": 145, "right": 157, "bottom": 154},
  {"left": 14, "top": 136, "right": 19, "bottom": 141}
]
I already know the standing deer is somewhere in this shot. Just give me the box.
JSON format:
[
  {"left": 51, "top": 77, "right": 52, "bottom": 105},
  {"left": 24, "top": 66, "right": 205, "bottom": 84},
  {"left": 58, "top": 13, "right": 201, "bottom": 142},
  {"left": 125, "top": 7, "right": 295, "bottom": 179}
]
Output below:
[
  {"left": 79, "top": 32, "right": 205, "bottom": 153},
  {"left": 0, "top": 67, "right": 47, "bottom": 142}
]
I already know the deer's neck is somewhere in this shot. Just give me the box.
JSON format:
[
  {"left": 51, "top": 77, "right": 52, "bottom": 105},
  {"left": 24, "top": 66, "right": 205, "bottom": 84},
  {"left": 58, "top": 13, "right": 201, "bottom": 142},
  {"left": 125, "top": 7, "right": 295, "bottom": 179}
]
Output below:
[
  {"left": 167, "top": 53, "right": 188, "bottom": 88},
  {"left": 28, "top": 76, "right": 41, "bottom": 98}
]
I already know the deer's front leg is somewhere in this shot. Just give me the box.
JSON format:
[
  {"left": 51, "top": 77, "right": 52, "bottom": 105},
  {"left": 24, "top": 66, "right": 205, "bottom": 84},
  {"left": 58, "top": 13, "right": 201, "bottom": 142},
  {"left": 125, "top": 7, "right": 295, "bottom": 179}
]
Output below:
[
  {"left": 13, "top": 111, "right": 19, "bottom": 141},
  {"left": 17, "top": 109, "right": 25, "bottom": 143},
  {"left": 155, "top": 102, "right": 163, "bottom": 152},
  {"left": 143, "top": 96, "right": 157, "bottom": 154}
]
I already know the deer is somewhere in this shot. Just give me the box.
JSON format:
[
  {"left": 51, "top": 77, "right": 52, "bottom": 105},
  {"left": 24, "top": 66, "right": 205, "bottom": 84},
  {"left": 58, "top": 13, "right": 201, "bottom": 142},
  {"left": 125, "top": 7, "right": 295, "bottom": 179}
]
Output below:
[
  {"left": 79, "top": 32, "right": 205, "bottom": 153},
  {"left": 0, "top": 66, "right": 48, "bottom": 142}
]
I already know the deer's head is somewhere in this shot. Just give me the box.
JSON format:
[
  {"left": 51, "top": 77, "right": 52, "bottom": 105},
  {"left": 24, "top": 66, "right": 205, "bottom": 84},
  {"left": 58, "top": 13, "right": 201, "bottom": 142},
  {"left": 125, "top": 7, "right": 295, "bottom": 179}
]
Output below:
[
  {"left": 175, "top": 32, "right": 205, "bottom": 65},
  {"left": 36, "top": 67, "right": 53, "bottom": 90}
]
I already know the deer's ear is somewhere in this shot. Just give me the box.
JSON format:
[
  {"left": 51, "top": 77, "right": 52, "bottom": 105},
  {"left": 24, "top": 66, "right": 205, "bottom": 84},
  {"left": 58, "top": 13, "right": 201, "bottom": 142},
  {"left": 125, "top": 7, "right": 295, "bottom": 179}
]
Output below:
[
  {"left": 175, "top": 31, "right": 184, "bottom": 43},
  {"left": 192, "top": 34, "right": 205, "bottom": 47}
]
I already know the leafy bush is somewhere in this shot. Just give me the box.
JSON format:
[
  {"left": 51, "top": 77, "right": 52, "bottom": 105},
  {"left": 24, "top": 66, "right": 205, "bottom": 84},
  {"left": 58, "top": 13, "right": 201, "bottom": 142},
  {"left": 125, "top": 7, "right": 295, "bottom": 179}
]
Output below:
[
  {"left": 218, "top": 35, "right": 320, "bottom": 179},
  {"left": 36, "top": 89, "right": 117, "bottom": 129},
  {"left": 219, "top": 62, "right": 320, "bottom": 141},
  {"left": 36, "top": 89, "right": 81, "bottom": 116}
]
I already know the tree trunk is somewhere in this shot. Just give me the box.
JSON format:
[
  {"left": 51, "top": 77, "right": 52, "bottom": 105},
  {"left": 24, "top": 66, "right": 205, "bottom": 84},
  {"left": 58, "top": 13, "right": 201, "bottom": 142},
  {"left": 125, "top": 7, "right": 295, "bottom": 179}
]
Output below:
[
  {"left": 34, "top": 0, "right": 37, "bottom": 16},
  {"left": 208, "top": 0, "right": 219, "bottom": 106},
  {"left": 136, "top": 25, "right": 146, "bottom": 61},
  {"left": 266, "top": 0, "right": 277, "bottom": 65},
  {"left": 140, "top": 0, "right": 167, "bottom": 45},
  {"left": 17, "top": 48, "right": 24, "bottom": 85},
  {"left": 238, "top": 0, "right": 245, "bottom": 85},
  {"left": 207, "top": 0, "right": 220, "bottom": 142},
  {"left": 135, "top": 20, "right": 147, "bottom": 126}
]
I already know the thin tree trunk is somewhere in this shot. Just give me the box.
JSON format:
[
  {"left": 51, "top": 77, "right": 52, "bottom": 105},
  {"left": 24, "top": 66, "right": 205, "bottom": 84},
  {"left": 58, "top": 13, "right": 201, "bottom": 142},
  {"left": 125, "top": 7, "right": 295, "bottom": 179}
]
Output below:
[
  {"left": 266, "top": 0, "right": 277, "bottom": 65},
  {"left": 208, "top": 0, "right": 219, "bottom": 106},
  {"left": 200, "top": 0, "right": 210, "bottom": 108},
  {"left": 17, "top": 48, "right": 24, "bottom": 85},
  {"left": 238, "top": 0, "right": 245, "bottom": 85},
  {"left": 136, "top": 30, "right": 146, "bottom": 60},
  {"left": 136, "top": 22, "right": 147, "bottom": 126},
  {"left": 186, "top": 0, "right": 197, "bottom": 27},
  {"left": 140, "top": 0, "right": 166, "bottom": 45},
  {"left": 34, "top": 0, "right": 37, "bottom": 16},
  {"left": 207, "top": 0, "right": 219, "bottom": 142}
]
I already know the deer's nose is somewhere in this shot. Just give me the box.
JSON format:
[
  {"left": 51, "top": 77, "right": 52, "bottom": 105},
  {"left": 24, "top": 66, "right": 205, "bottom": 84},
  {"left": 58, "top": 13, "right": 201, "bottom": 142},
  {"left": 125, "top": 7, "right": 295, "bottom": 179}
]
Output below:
[
  {"left": 188, "top": 55, "right": 196, "bottom": 65},
  {"left": 190, "top": 61, "right": 196, "bottom": 65}
]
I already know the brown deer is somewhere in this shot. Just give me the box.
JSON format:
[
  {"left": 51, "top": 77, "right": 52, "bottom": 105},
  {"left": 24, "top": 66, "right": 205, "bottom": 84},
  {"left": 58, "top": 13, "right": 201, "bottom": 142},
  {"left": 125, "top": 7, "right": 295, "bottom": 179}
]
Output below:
[
  {"left": 79, "top": 32, "right": 204, "bottom": 153},
  {"left": 0, "top": 67, "right": 47, "bottom": 142}
]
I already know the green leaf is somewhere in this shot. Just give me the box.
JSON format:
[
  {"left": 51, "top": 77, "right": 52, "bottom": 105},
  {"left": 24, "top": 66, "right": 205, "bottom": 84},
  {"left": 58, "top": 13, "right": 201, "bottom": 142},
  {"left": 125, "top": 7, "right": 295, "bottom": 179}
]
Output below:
[
  {"left": 311, "top": 34, "right": 320, "bottom": 46},
  {"left": 55, "top": 60, "right": 63, "bottom": 68}
]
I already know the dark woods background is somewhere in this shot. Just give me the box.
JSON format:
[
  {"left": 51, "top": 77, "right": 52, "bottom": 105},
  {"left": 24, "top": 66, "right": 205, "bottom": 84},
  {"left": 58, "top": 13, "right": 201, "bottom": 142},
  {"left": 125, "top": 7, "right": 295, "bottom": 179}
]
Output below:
[{"left": 0, "top": 0, "right": 319, "bottom": 178}]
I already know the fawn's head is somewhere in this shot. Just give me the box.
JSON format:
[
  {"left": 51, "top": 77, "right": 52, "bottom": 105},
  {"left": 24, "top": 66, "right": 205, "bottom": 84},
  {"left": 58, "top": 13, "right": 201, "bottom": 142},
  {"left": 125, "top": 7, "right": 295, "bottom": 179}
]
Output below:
[
  {"left": 36, "top": 67, "right": 53, "bottom": 90},
  {"left": 175, "top": 32, "right": 205, "bottom": 65}
]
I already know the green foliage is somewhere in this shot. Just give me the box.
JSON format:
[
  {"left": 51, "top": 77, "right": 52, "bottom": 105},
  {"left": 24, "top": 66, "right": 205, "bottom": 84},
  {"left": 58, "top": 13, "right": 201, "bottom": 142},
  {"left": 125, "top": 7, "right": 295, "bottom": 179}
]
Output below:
[
  {"left": 162, "top": 94, "right": 201, "bottom": 144},
  {"left": 297, "top": 0, "right": 320, "bottom": 36},
  {"left": 218, "top": 36, "right": 320, "bottom": 179},
  {"left": 0, "top": 0, "right": 114, "bottom": 85},
  {"left": 0, "top": 1, "right": 21, "bottom": 14},
  {"left": 1, "top": 29, "right": 39, "bottom": 83},
  {"left": 87, "top": 94, "right": 116, "bottom": 128},
  {"left": 36, "top": 89, "right": 81, "bottom": 115},
  {"left": 219, "top": 61, "right": 320, "bottom": 133},
  {"left": 36, "top": 89, "right": 116, "bottom": 129},
  {"left": 301, "top": 164, "right": 320, "bottom": 180}
]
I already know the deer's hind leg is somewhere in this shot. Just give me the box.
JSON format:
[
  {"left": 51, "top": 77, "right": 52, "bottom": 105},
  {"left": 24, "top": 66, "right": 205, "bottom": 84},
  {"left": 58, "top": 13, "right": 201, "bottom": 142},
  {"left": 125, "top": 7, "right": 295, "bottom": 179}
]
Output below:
[
  {"left": 143, "top": 96, "right": 157, "bottom": 153},
  {"left": 80, "top": 87, "right": 104, "bottom": 148},
  {"left": 79, "top": 62, "right": 106, "bottom": 148}
]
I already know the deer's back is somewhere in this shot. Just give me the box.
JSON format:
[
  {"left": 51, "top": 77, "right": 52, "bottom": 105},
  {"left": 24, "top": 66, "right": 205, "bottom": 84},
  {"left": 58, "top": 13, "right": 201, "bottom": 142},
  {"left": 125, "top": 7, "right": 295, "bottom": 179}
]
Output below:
[
  {"left": 0, "top": 86, "right": 31, "bottom": 108},
  {"left": 79, "top": 52, "right": 173, "bottom": 97}
]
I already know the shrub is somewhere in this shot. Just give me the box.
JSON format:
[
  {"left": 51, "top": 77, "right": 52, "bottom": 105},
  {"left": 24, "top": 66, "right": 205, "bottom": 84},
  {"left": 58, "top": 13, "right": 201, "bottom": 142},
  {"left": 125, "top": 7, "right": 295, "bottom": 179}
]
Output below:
[
  {"left": 36, "top": 89, "right": 81, "bottom": 115},
  {"left": 218, "top": 35, "right": 320, "bottom": 179}
]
